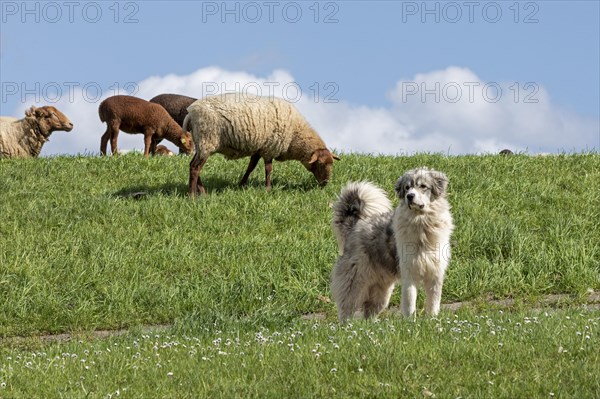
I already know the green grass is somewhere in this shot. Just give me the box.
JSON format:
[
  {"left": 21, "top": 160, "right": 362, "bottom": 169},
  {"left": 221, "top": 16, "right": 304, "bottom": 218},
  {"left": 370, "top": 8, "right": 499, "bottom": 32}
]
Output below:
[
  {"left": 0, "top": 152, "right": 599, "bottom": 397},
  {"left": 1, "top": 310, "right": 599, "bottom": 398}
]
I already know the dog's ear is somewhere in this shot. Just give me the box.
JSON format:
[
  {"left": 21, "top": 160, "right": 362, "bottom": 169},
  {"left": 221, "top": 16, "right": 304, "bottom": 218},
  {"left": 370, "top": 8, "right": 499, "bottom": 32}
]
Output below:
[
  {"left": 395, "top": 175, "right": 408, "bottom": 199},
  {"left": 431, "top": 171, "right": 449, "bottom": 198}
]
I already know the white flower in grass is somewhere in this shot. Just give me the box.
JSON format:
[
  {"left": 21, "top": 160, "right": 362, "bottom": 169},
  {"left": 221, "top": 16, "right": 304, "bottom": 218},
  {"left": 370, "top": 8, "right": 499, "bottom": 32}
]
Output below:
[{"left": 167, "top": 372, "right": 173, "bottom": 377}]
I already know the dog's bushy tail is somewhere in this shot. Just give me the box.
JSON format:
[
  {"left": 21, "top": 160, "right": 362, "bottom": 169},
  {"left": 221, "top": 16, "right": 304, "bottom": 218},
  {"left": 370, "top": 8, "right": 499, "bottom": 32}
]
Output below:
[{"left": 332, "top": 182, "right": 392, "bottom": 254}]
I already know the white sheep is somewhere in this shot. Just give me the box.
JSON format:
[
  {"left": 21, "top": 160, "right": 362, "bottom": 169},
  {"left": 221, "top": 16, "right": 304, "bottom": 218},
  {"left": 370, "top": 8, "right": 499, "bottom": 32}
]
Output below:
[
  {"left": 183, "top": 93, "right": 339, "bottom": 195},
  {"left": 0, "top": 106, "right": 73, "bottom": 159}
]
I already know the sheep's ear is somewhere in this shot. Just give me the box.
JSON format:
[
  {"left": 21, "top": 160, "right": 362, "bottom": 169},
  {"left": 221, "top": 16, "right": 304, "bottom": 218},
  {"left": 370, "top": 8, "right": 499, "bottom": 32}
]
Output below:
[
  {"left": 332, "top": 152, "right": 341, "bottom": 161},
  {"left": 34, "top": 107, "right": 48, "bottom": 118},
  {"left": 309, "top": 151, "right": 319, "bottom": 164},
  {"left": 25, "top": 106, "right": 37, "bottom": 117},
  {"left": 180, "top": 137, "right": 187, "bottom": 145}
]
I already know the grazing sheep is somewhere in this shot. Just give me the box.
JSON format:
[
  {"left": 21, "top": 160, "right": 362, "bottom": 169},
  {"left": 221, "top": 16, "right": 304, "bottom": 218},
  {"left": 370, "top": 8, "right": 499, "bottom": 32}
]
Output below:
[
  {"left": 98, "top": 95, "right": 194, "bottom": 157},
  {"left": 184, "top": 93, "right": 339, "bottom": 196},
  {"left": 149, "top": 94, "right": 197, "bottom": 127},
  {"left": 0, "top": 106, "right": 73, "bottom": 159},
  {"left": 499, "top": 149, "right": 513, "bottom": 155},
  {"left": 155, "top": 144, "right": 174, "bottom": 156}
]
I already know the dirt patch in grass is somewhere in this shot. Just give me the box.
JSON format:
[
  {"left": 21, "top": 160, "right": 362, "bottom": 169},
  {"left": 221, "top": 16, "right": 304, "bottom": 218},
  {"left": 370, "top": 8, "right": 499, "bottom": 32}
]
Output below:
[
  {"left": 303, "top": 291, "right": 600, "bottom": 320},
  {"left": 3, "top": 292, "right": 598, "bottom": 345}
]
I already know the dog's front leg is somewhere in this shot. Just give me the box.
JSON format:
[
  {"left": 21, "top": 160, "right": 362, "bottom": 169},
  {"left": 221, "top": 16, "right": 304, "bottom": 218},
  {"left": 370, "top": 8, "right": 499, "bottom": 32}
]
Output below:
[
  {"left": 424, "top": 277, "right": 443, "bottom": 316},
  {"left": 401, "top": 281, "right": 417, "bottom": 317}
]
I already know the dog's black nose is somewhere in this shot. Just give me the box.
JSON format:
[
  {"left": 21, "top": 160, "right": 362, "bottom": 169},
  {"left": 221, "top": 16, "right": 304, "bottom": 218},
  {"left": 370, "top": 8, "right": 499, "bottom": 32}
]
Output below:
[{"left": 406, "top": 193, "right": 415, "bottom": 202}]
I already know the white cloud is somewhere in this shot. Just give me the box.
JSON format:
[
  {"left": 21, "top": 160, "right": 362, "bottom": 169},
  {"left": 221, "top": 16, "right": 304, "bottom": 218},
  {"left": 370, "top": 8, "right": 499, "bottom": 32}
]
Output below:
[
  {"left": 386, "top": 66, "right": 598, "bottom": 154},
  {"left": 13, "top": 66, "right": 599, "bottom": 156}
]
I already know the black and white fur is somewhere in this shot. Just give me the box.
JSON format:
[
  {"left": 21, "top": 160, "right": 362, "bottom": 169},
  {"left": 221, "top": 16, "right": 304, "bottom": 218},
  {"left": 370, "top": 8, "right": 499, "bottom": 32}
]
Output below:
[{"left": 330, "top": 168, "right": 454, "bottom": 322}]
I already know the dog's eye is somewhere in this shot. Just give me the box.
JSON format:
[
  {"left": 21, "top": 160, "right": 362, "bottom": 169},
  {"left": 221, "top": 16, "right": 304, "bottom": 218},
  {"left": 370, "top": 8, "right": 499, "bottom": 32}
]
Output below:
[
  {"left": 420, "top": 184, "right": 428, "bottom": 190},
  {"left": 405, "top": 185, "right": 410, "bottom": 191}
]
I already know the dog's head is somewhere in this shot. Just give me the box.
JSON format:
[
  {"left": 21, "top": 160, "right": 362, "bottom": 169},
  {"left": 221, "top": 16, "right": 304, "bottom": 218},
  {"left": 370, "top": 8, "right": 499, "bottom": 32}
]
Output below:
[{"left": 395, "top": 167, "right": 449, "bottom": 212}]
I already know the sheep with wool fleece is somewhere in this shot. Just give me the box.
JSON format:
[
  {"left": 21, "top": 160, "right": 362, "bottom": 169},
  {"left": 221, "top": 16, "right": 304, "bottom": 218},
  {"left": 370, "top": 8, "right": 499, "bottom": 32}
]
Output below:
[
  {"left": 0, "top": 106, "right": 73, "bottom": 159},
  {"left": 184, "top": 93, "right": 339, "bottom": 196}
]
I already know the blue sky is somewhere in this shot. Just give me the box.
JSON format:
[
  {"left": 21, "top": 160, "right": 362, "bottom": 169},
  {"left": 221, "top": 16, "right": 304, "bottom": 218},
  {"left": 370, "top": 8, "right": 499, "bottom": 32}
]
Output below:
[{"left": 1, "top": 1, "right": 599, "bottom": 155}]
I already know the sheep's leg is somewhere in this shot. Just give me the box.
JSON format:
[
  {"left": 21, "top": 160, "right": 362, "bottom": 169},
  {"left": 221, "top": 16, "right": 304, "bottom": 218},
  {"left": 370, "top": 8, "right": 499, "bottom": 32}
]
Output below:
[
  {"left": 142, "top": 130, "right": 153, "bottom": 157},
  {"left": 149, "top": 137, "right": 160, "bottom": 155},
  {"left": 110, "top": 129, "right": 120, "bottom": 155},
  {"left": 100, "top": 130, "right": 110, "bottom": 156},
  {"left": 264, "top": 158, "right": 273, "bottom": 191},
  {"left": 101, "top": 121, "right": 120, "bottom": 155},
  {"left": 189, "top": 153, "right": 207, "bottom": 197},
  {"left": 239, "top": 154, "right": 261, "bottom": 187}
]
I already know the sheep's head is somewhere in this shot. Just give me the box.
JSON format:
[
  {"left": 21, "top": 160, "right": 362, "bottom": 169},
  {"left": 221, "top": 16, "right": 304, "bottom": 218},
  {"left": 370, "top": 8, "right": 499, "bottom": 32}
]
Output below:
[
  {"left": 155, "top": 145, "right": 175, "bottom": 156},
  {"left": 25, "top": 106, "right": 73, "bottom": 136},
  {"left": 177, "top": 132, "right": 194, "bottom": 155},
  {"left": 305, "top": 149, "right": 340, "bottom": 187}
]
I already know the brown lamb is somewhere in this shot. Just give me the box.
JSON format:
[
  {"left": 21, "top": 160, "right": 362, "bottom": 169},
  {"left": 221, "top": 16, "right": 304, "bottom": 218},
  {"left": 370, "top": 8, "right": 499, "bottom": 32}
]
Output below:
[
  {"left": 155, "top": 144, "right": 174, "bottom": 156},
  {"left": 149, "top": 93, "right": 197, "bottom": 127},
  {"left": 98, "top": 95, "right": 193, "bottom": 156}
]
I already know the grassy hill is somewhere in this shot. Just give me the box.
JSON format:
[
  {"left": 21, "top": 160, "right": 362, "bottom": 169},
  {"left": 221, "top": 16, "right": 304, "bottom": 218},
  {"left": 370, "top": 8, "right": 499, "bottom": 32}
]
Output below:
[
  {"left": 0, "top": 153, "right": 599, "bottom": 397},
  {"left": 0, "top": 152, "right": 598, "bottom": 336}
]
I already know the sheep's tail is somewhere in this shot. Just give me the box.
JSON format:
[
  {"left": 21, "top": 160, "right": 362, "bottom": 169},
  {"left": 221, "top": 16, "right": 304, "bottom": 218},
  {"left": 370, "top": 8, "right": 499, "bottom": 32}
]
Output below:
[
  {"left": 182, "top": 114, "right": 194, "bottom": 149},
  {"left": 98, "top": 100, "right": 106, "bottom": 123},
  {"left": 331, "top": 182, "right": 392, "bottom": 254},
  {"left": 182, "top": 114, "right": 190, "bottom": 135}
]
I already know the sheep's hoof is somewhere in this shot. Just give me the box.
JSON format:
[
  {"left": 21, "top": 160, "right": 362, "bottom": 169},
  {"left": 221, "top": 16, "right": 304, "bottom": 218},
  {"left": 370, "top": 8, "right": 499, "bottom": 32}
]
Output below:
[{"left": 189, "top": 187, "right": 206, "bottom": 197}]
